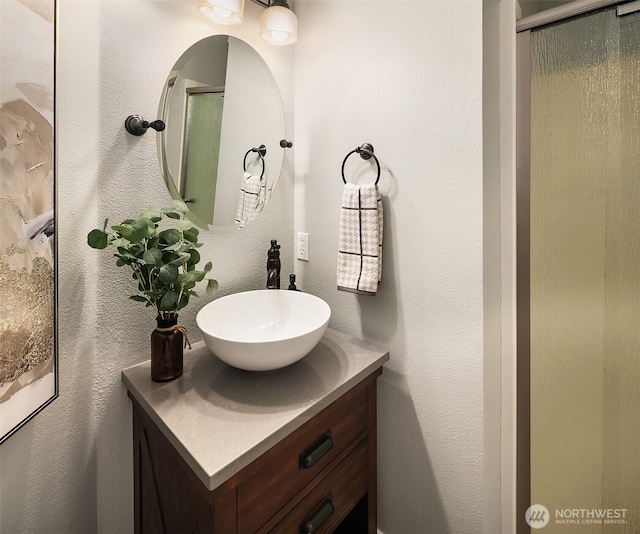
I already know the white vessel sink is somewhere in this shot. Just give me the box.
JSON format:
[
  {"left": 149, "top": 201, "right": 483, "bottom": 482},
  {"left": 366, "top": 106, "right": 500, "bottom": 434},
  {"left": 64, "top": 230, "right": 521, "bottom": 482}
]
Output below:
[{"left": 196, "top": 290, "right": 331, "bottom": 371}]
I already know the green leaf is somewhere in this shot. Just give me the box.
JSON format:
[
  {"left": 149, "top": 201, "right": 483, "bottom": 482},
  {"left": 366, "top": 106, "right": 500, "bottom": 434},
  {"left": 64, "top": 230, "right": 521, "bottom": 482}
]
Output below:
[
  {"left": 112, "top": 224, "right": 132, "bottom": 237},
  {"left": 175, "top": 219, "right": 193, "bottom": 232},
  {"left": 116, "top": 258, "right": 126, "bottom": 267},
  {"left": 129, "top": 295, "right": 148, "bottom": 303},
  {"left": 140, "top": 207, "right": 162, "bottom": 220},
  {"left": 187, "top": 250, "right": 201, "bottom": 266},
  {"left": 117, "top": 247, "right": 138, "bottom": 260},
  {"left": 164, "top": 211, "right": 180, "bottom": 220},
  {"left": 126, "top": 218, "right": 154, "bottom": 243},
  {"left": 183, "top": 229, "right": 199, "bottom": 243},
  {"left": 87, "top": 229, "right": 108, "bottom": 249},
  {"left": 177, "top": 292, "right": 190, "bottom": 310},
  {"left": 168, "top": 252, "right": 190, "bottom": 266},
  {"left": 159, "top": 291, "right": 178, "bottom": 311},
  {"left": 111, "top": 237, "right": 128, "bottom": 248},
  {"left": 143, "top": 248, "right": 163, "bottom": 265},
  {"left": 172, "top": 199, "right": 190, "bottom": 213},
  {"left": 158, "top": 264, "right": 178, "bottom": 285},
  {"left": 177, "top": 272, "right": 196, "bottom": 285},
  {"left": 206, "top": 279, "right": 219, "bottom": 296},
  {"left": 158, "top": 229, "right": 181, "bottom": 246},
  {"left": 102, "top": 218, "right": 109, "bottom": 232},
  {"left": 162, "top": 242, "right": 183, "bottom": 252},
  {"left": 203, "top": 261, "right": 212, "bottom": 273},
  {"left": 129, "top": 243, "right": 145, "bottom": 256},
  {"left": 162, "top": 252, "right": 180, "bottom": 265}
]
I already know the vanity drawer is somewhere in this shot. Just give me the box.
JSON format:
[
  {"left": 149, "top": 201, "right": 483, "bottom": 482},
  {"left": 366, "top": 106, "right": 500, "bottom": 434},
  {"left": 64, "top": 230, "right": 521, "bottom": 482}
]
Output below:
[
  {"left": 266, "top": 438, "right": 369, "bottom": 534},
  {"left": 238, "top": 387, "right": 368, "bottom": 533}
]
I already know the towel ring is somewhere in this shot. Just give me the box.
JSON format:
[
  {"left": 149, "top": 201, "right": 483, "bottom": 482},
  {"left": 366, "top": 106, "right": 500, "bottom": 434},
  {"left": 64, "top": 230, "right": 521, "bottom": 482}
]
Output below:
[
  {"left": 341, "top": 143, "right": 380, "bottom": 185},
  {"left": 243, "top": 145, "right": 266, "bottom": 179}
]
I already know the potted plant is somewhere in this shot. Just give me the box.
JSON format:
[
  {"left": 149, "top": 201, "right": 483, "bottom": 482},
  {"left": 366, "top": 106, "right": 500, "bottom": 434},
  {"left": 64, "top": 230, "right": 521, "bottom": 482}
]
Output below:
[{"left": 87, "top": 200, "right": 217, "bottom": 382}]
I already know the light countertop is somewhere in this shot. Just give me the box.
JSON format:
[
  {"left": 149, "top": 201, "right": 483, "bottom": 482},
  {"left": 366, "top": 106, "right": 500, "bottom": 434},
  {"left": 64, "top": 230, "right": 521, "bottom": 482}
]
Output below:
[{"left": 121, "top": 327, "right": 389, "bottom": 491}]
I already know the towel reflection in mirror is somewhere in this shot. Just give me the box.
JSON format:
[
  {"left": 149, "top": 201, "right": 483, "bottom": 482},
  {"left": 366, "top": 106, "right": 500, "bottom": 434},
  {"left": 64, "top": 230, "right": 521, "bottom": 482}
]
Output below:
[{"left": 235, "top": 171, "right": 267, "bottom": 228}]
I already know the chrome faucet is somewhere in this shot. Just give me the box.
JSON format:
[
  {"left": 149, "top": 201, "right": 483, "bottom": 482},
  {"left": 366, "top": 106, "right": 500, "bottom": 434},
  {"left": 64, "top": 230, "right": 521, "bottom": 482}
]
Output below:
[{"left": 266, "top": 239, "right": 281, "bottom": 289}]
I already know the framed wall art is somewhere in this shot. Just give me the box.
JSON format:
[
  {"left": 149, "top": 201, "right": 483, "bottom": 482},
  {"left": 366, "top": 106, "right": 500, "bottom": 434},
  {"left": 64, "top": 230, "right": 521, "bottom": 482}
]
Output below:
[{"left": 0, "top": 0, "right": 58, "bottom": 444}]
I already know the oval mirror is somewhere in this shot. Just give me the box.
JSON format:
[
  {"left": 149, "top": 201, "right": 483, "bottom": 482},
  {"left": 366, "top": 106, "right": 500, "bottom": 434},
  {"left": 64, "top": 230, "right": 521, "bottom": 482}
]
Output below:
[{"left": 157, "top": 35, "right": 286, "bottom": 233}]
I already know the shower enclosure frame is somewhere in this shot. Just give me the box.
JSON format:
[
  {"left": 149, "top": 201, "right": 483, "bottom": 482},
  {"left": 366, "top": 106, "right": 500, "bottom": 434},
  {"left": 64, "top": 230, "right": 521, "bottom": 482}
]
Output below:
[{"left": 515, "top": 0, "right": 637, "bottom": 531}]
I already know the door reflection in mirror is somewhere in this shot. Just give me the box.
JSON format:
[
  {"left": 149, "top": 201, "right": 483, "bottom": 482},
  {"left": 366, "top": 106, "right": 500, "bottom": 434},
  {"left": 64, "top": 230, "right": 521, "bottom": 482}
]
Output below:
[
  {"left": 182, "top": 88, "right": 225, "bottom": 228},
  {"left": 158, "top": 35, "right": 285, "bottom": 233}
]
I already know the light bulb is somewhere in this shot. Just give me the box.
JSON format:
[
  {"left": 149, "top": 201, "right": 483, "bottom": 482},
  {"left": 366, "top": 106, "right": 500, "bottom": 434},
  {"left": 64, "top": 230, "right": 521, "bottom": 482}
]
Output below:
[
  {"left": 197, "top": 0, "right": 244, "bottom": 25},
  {"left": 260, "top": 4, "right": 298, "bottom": 46},
  {"left": 270, "top": 31, "right": 288, "bottom": 43},
  {"left": 213, "top": 6, "right": 232, "bottom": 19}
]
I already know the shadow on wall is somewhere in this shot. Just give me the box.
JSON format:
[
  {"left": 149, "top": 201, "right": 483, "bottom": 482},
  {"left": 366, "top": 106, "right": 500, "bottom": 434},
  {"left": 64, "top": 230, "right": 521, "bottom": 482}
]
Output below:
[
  {"left": 354, "top": 205, "right": 448, "bottom": 532},
  {"left": 377, "top": 367, "right": 450, "bottom": 534},
  {"left": 357, "top": 211, "right": 450, "bottom": 534},
  {"left": 356, "top": 194, "right": 400, "bottom": 360}
]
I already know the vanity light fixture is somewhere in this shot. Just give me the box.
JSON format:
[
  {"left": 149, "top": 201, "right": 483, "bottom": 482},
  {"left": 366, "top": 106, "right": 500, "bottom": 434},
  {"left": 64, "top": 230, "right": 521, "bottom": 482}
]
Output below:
[
  {"left": 198, "top": 0, "right": 298, "bottom": 45},
  {"left": 259, "top": 0, "right": 297, "bottom": 46},
  {"left": 198, "top": 0, "right": 245, "bottom": 26}
]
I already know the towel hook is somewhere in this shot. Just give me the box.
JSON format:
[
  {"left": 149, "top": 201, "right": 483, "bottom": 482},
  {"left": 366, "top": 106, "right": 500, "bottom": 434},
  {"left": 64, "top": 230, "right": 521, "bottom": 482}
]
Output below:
[
  {"left": 341, "top": 143, "right": 381, "bottom": 185},
  {"left": 243, "top": 145, "right": 267, "bottom": 179},
  {"left": 124, "top": 115, "right": 165, "bottom": 136}
]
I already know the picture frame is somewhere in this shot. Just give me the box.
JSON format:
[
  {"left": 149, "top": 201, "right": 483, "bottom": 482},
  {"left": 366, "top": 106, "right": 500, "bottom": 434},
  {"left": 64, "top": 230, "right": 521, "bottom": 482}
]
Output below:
[{"left": 0, "top": 0, "right": 58, "bottom": 444}]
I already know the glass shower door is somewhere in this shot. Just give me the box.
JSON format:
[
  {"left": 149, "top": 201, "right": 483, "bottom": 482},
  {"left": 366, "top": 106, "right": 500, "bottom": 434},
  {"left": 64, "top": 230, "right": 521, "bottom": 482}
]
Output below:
[
  {"left": 181, "top": 91, "right": 225, "bottom": 228},
  {"left": 523, "top": 4, "right": 640, "bottom": 533}
]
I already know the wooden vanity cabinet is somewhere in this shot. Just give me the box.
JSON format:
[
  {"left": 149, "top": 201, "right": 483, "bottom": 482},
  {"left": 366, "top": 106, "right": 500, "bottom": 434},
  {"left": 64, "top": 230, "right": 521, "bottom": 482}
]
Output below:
[{"left": 130, "top": 368, "right": 381, "bottom": 534}]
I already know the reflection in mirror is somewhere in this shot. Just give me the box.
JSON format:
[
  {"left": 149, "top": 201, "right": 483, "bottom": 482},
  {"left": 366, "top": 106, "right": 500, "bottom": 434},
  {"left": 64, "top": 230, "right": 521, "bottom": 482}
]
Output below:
[{"left": 157, "top": 35, "right": 286, "bottom": 232}]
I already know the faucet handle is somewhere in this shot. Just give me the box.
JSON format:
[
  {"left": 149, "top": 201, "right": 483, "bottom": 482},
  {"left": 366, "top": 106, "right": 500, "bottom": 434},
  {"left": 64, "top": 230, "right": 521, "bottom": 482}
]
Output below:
[{"left": 268, "top": 239, "right": 281, "bottom": 258}]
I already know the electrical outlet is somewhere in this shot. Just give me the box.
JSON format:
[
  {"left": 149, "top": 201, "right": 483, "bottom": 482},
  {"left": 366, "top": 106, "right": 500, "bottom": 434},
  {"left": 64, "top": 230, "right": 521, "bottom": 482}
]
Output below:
[{"left": 297, "top": 232, "right": 309, "bottom": 261}]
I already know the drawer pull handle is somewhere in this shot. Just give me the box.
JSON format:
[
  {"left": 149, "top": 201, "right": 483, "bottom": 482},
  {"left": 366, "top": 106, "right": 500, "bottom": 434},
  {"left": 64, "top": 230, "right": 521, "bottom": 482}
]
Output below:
[
  {"left": 299, "top": 495, "right": 334, "bottom": 534},
  {"left": 299, "top": 433, "right": 334, "bottom": 469}
]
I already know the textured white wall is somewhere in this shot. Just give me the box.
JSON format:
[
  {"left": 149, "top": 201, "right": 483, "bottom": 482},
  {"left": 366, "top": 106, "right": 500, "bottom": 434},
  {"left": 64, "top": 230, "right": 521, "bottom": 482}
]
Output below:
[
  {"left": 293, "top": 2, "right": 484, "bottom": 532},
  {"left": 1, "top": 0, "right": 488, "bottom": 532},
  {"left": 0, "top": 1, "right": 293, "bottom": 533}
]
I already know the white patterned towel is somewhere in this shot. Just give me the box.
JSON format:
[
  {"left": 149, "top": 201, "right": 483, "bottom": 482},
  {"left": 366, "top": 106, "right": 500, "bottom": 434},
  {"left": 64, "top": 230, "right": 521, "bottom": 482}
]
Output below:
[
  {"left": 337, "top": 183, "right": 383, "bottom": 295},
  {"left": 235, "top": 172, "right": 266, "bottom": 228}
]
